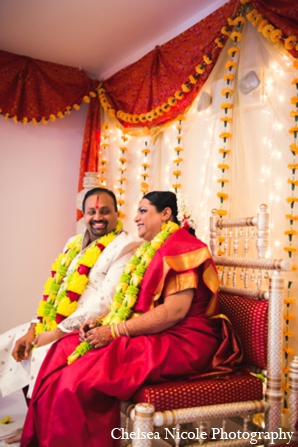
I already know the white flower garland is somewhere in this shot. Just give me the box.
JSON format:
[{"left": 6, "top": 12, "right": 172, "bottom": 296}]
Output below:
[{"left": 176, "top": 192, "right": 197, "bottom": 231}]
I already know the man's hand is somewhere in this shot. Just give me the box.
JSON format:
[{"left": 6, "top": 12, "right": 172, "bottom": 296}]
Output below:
[
  {"left": 32, "top": 328, "right": 65, "bottom": 348},
  {"left": 11, "top": 325, "right": 36, "bottom": 362}
]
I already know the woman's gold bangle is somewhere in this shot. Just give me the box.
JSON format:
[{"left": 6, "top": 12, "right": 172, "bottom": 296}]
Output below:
[
  {"left": 122, "top": 320, "right": 131, "bottom": 338},
  {"left": 110, "top": 325, "right": 116, "bottom": 339}
]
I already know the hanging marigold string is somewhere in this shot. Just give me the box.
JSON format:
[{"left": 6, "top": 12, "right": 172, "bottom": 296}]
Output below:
[
  {"left": 140, "top": 140, "right": 150, "bottom": 196},
  {"left": 216, "top": 10, "right": 245, "bottom": 256},
  {"left": 99, "top": 122, "right": 110, "bottom": 188},
  {"left": 172, "top": 114, "right": 185, "bottom": 193},
  {"left": 281, "top": 61, "right": 298, "bottom": 414},
  {"left": 117, "top": 132, "right": 129, "bottom": 219}
]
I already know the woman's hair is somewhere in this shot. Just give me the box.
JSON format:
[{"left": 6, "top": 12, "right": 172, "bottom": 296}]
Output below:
[
  {"left": 82, "top": 188, "right": 118, "bottom": 213},
  {"left": 143, "top": 191, "right": 196, "bottom": 236}
]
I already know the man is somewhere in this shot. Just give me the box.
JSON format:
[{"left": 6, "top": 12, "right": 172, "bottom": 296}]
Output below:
[{"left": 0, "top": 187, "right": 139, "bottom": 442}]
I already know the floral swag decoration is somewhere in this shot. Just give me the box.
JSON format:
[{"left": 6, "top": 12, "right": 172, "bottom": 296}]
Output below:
[{"left": 35, "top": 221, "right": 123, "bottom": 336}]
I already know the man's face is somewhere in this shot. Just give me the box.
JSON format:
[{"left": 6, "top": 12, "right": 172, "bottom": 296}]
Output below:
[{"left": 83, "top": 193, "right": 119, "bottom": 241}]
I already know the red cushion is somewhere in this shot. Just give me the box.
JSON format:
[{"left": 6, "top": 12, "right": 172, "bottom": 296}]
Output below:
[
  {"left": 219, "top": 294, "right": 268, "bottom": 369},
  {"left": 132, "top": 373, "right": 263, "bottom": 412}
]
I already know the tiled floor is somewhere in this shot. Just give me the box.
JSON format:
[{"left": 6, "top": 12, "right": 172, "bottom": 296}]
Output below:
[{"left": 0, "top": 390, "right": 27, "bottom": 446}]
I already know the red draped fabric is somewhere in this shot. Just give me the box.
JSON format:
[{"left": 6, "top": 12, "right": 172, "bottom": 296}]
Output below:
[
  {"left": 250, "top": 0, "right": 298, "bottom": 58},
  {"left": 77, "top": 96, "right": 101, "bottom": 220},
  {"left": 102, "top": 0, "right": 241, "bottom": 128},
  {"left": 0, "top": 50, "right": 100, "bottom": 123}
]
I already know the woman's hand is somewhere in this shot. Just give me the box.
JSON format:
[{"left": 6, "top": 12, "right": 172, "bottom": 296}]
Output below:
[
  {"left": 33, "top": 328, "right": 65, "bottom": 348},
  {"left": 84, "top": 326, "right": 112, "bottom": 349}
]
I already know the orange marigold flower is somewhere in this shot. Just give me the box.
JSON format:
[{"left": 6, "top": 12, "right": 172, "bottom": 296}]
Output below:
[
  {"left": 118, "top": 177, "right": 126, "bottom": 182},
  {"left": 285, "top": 35, "right": 298, "bottom": 51},
  {"left": 292, "top": 264, "right": 297, "bottom": 271},
  {"left": 217, "top": 192, "right": 229, "bottom": 200},
  {"left": 221, "top": 88, "right": 233, "bottom": 97},
  {"left": 174, "top": 146, "right": 183, "bottom": 152},
  {"left": 189, "top": 75, "right": 197, "bottom": 85},
  {"left": 117, "top": 199, "right": 125, "bottom": 206},
  {"left": 218, "top": 163, "right": 230, "bottom": 170},
  {"left": 258, "top": 19, "right": 269, "bottom": 32},
  {"left": 221, "top": 26, "right": 231, "bottom": 36},
  {"left": 270, "top": 29, "right": 282, "bottom": 43},
  {"left": 218, "top": 236, "right": 225, "bottom": 243},
  {"left": 118, "top": 188, "right": 125, "bottom": 194},
  {"left": 223, "top": 74, "right": 234, "bottom": 82},
  {"left": 221, "top": 102, "right": 233, "bottom": 110},
  {"left": 139, "top": 114, "right": 147, "bottom": 122},
  {"left": 290, "top": 110, "right": 298, "bottom": 118},
  {"left": 119, "top": 157, "right": 127, "bottom": 164},
  {"left": 161, "top": 103, "right": 169, "bottom": 111},
  {"left": 141, "top": 181, "right": 149, "bottom": 189},
  {"left": 285, "top": 214, "right": 298, "bottom": 221},
  {"left": 225, "top": 61, "right": 237, "bottom": 70},
  {"left": 177, "top": 114, "right": 185, "bottom": 121},
  {"left": 109, "top": 109, "right": 116, "bottom": 117},
  {"left": 142, "top": 149, "right": 150, "bottom": 155},
  {"left": 142, "top": 163, "right": 150, "bottom": 169},
  {"left": 220, "top": 117, "right": 233, "bottom": 123},
  {"left": 172, "top": 183, "right": 182, "bottom": 189},
  {"left": 246, "top": 10, "right": 258, "bottom": 21},
  {"left": 290, "top": 143, "right": 298, "bottom": 154},
  {"left": 174, "top": 157, "right": 183, "bottom": 164},
  {"left": 282, "top": 382, "right": 290, "bottom": 391},
  {"left": 288, "top": 163, "right": 298, "bottom": 169},
  {"left": 262, "top": 24, "right": 275, "bottom": 38},
  {"left": 219, "top": 148, "right": 231, "bottom": 154},
  {"left": 181, "top": 83, "right": 191, "bottom": 93},
  {"left": 234, "top": 16, "right": 245, "bottom": 25},
  {"left": 120, "top": 146, "right": 128, "bottom": 152},
  {"left": 176, "top": 124, "right": 182, "bottom": 131},
  {"left": 168, "top": 97, "right": 177, "bottom": 106},
  {"left": 230, "top": 31, "right": 242, "bottom": 42},
  {"left": 203, "top": 55, "right": 213, "bottom": 65},
  {"left": 146, "top": 112, "right": 154, "bottom": 121},
  {"left": 284, "top": 298, "right": 295, "bottom": 304},
  {"left": 99, "top": 167, "right": 106, "bottom": 173},
  {"left": 173, "top": 170, "right": 181, "bottom": 176},
  {"left": 284, "top": 229, "right": 297, "bottom": 235},
  {"left": 215, "top": 38, "right": 224, "bottom": 48},
  {"left": 141, "top": 173, "right": 149, "bottom": 179},
  {"left": 283, "top": 347, "right": 294, "bottom": 354},
  {"left": 217, "top": 178, "right": 229, "bottom": 183},
  {"left": 282, "top": 408, "right": 290, "bottom": 415},
  {"left": 217, "top": 250, "right": 225, "bottom": 256},
  {"left": 291, "top": 97, "right": 298, "bottom": 105},
  {"left": 195, "top": 65, "right": 205, "bottom": 74},
  {"left": 102, "top": 122, "right": 109, "bottom": 131},
  {"left": 118, "top": 210, "right": 125, "bottom": 219},
  {"left": 100, "top": 159, "right": 107, "bottom": 165},
  {"left": 287, "top": 178, "right": 298, "bottom": 186},
  {"left": 228, "top": 47, "right": 240, "bottom": 56},
  {"left": 282, "top": 367, "right": 290, "bottom": 374},
  {"left": 284, "top": 245, "right": 297, "bottom": 253},
  {"left": 289, "top": 125, "right": 298, "bottom": 134},
  {"left": 217, "top": 209, "right": 227, "bottom": 216},
  {"left": 132, "top": 115, "right": 139, "bottom": 123},
  {"left": 293, "top": 60, "right": 298, "bottom": 69},
  {"left": 283, "top": 330, "right": 294, "bottom": 337},
  {"left": 219, "top": 131, "right": 232, "bottom": 139}
]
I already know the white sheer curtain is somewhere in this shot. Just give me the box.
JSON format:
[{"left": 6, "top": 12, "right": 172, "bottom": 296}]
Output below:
[{"left": 101, "top": 20, "right": 297, "bottom": 357}]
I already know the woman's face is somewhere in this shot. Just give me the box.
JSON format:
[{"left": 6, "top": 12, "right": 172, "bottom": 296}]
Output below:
[{"left": 134, "top": 198, "right": 172, "bottom": 241}]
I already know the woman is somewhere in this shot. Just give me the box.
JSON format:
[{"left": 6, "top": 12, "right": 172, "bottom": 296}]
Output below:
[{"left": 21, "top": 191, "right": 241, "bottom": 447}]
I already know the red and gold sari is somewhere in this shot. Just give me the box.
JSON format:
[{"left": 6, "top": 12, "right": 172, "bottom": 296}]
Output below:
[{"left": 21, "top": 229, "right": 241, "bottom": 447}]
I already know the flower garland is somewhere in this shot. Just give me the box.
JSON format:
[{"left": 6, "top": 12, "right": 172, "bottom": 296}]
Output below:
[
  {"left": 99, "top": 122, "right": 110, "bottom": 187},
  {"left": 216, "top": 11, "right": 245, "bottom": 257},
  {"left": 67, "top": 221, "right": 180, "bottom": 364},
  {"left": 173, "top": 114, "right": 185, "bottom": 192},
  {"left": 35, "top": 221, "right": 123, "bottom": 336},
  {"left": 140, "top": 140, "right": 150, "bottom": 196},
  {"left": 176, "top": 193, "right": 197, "bottom": 231},
  {"left": 281, "top": 61, "right": 298, "bottom": 414},
  {"left": 117, "top": 132, "right": 129, "bottom": 219}
]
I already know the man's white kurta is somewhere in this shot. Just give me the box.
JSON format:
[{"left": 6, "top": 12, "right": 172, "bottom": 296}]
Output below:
[{"left": 0, "top": 231, "right": 140, "bottom": 398}]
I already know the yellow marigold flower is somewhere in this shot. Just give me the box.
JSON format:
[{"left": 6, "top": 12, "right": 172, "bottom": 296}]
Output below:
[
  {"left": 289, "top": 142, "right": 298, "bottom": 154},
  {"left": 217, "top": 192, "right": 229, "bottom": 200},
  {"left": 47, "top": 320, "right": 58, "bottom": 331},
  {"left": 118, "top": 188, "right": 125, "bottom": 194},
  {"left": 172, "top": 183, "right": 182, "bottom": 189},
  {"left": 218, "top": 163, "right": 230, "bottom": 170},
  {"left": 174, "top": 157, "right": 183, "bottom": 164},
  {"left": 57, "top": 298, "right": 78, "bottom": 317},
  {"left": 215, "top": 38, "right": 224, "bottom": 48},
  {"left": 228, "top": 47, "right": 240, "bottom": 56},
  {"left": 67, "top": 272, "right": 89, "bottom": 295},
  {"left": 246, "top": 10, "right": 258, "bottom": 21},
  {"left": 43, "top": 277, "right": 53, "bottom": 295},
  {"left": 118, "top": 177, "right": 126, "bottom": 183},
  {"left": 221, "top": 26, "right": 231, "bottom": 36},
  {"left": 101, "top": 143, "right": 109, "bottom": 149},
  {"left": 37, "top": 300, "right": 47, "bottom": 317},
  {"left": 181, "top": 83, "right": 191, "bottom": 92},
  {"left": 177, "top": 136, "right": 182, "bottom": 142},
  {"left": 284, "top": 246, "right": 297, "bottom": 253},
  {"left": 217, "top": 209, "right": 227, "bottom": 216},
  {"left": 219, "top": 131, "right": 232, "bottom": 139},
  {"left": 285, "top": 36, "right": 297, "bottom": 51},
  {"left": 262, "top": 24, "right": 275, "bottom": 38},
  {"left": 174, "top": 91, "right": 184, "bottom": 100},
  {"left": 230, "top": 31, "right": 242, "bottom": 42},
  {"left": 219, "top": 148, "right": 231, "bottom": 154},
  {"left": 234, "top": 16, "right": 245, "bottom": 25},
  {"left": 283, "top": 346, "right": 294, "bottom": 354},
  {"left": 195, "top": 65, "right": 205, "bottom": 74},
  {"left": 35, "top": 322, "right": 46, "bottom": 336},
  {"left": 177, "top": 114, "right": 185, "bottom": 121},
  {"left": 287, "top": 179, "right": 298, "bottom": 186},
  {"left": 174, "top": 146, "right": 183, "bottom": 152},
  {"left": 218, "top": 178, "right": 229, "bottom": 183},
  {"left": 286, "top": 196, "right": 298, "bottom": 204},
  {"left": 284, "top": 298, "right": 295, "bottom": 304},
  {"left": 168, "top": 97, "right": 177, "bottom": 106},
  {"left": 258, "top": 19, "right": 269, "bottom": 32},
  {"left": 142, "top": 173, "right": 149, "bottom": 179},
  {"left": 203, "top": 55, "right": 213, "bottom": 65},
  {"left": 176, "top": 124, "right": 182, "bottom": 131},
  {"left": 220, "top": 117, "right": 233, "bottom": 123},
  {"left": 221, "top": 88, "right": 233, "bottom": 97},
  {"left": 284, "top": 229, "right": 297, "bottom": 236},
  {"left": 225, "top": 61, "right": 237, "bottom": 70},
  {"left": 270, "top": 29, "right": 282, "bottom": 43},
  {"left": 189, "top": 75, "right": 197, "bottom": 84},
  {"left": 142, "top": 163, "right": 150, "bottom": 169},
  {"left": 142, "top": 148, "right": 150, "bottom": 155},
  {"left": 221, "top": 102, "right": 232, "bottom": 110},
  {"left": 173, "top": 170, "right": 181, "bottom": 176},
  {"left": 119, "top": 157, "right": 127, "bottom": 164},
  {"left": 119, "top": 167, "right": 126, "bottom": 172},
  {"left": 99, "top": 167, "right": 106, "bottom": 173},
  {"left": 117, "top": 199, "right": 125, "bottom": 206}
]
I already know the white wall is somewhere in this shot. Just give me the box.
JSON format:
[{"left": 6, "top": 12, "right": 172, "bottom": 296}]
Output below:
[{"left": 0, "top": 106, "right": 87, "bottom": 332}]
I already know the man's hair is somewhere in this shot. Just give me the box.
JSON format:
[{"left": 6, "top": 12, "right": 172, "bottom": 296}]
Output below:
[{"left": 82, "top": 188, "right": 118, "bottom": 213}]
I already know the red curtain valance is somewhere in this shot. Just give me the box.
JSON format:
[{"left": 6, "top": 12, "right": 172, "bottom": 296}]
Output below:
[
  {"left": 0, "top": 50, "right": 100, "bottom": 123},
  {"left": 102, "top": 0, "right": 241, "bottom": 129}
]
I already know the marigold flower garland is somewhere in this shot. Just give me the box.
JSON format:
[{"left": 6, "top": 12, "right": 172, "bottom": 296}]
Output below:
[
  {"left": 172, "top": 114, "right": 185, "bottom": 192},
  {"left": 140, "top": 140, "right": 150, "bottom": 196},
  {"left": 117, "top": 132, "right": 129, "bottom": 219},
  {"left": 36, "top": 221, "right": 123, "bottom": 336},
  {"left": 67, "top": 221, "right": 180, "bottom": 364},
  {"left": 99, "top": 122, "right": 110, "bottom": 187},
  {"left": 281, "top": 65, "right": 298, "bottom": 413}
]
